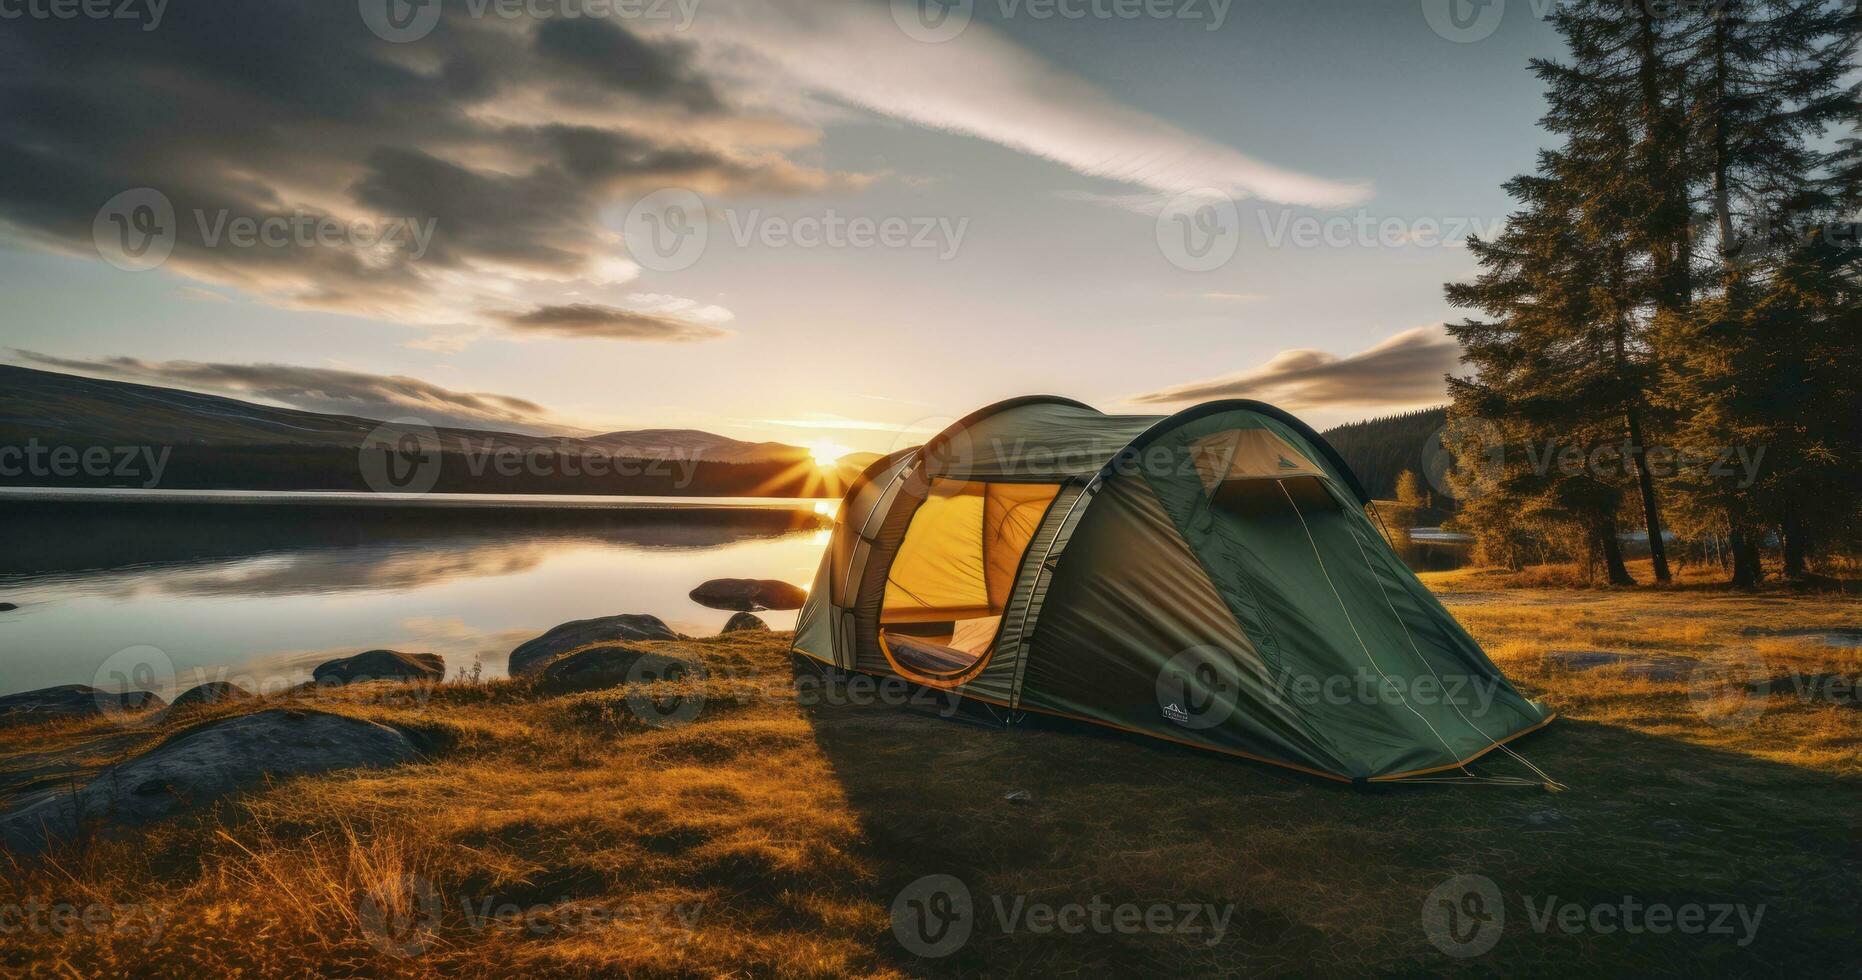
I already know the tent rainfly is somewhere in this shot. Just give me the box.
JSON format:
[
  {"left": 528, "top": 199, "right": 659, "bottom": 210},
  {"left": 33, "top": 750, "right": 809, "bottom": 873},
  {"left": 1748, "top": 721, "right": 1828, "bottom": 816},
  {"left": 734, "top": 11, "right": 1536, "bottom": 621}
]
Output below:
[{"left": 792, "top": 396, "right": 1557, "bottom": 786}]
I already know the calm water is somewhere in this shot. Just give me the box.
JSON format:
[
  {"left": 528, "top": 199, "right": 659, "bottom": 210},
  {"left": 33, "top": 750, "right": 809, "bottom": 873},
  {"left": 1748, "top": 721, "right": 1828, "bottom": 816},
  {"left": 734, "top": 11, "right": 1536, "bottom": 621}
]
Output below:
[{"left": 0, "top": 491, "right": 833, "bottom": 699}]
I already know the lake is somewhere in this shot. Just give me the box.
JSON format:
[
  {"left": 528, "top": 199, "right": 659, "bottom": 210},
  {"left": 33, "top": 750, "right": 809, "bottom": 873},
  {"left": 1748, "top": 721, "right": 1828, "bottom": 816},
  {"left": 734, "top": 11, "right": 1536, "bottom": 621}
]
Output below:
[{"left": 0, "top": 490, "right": 833, "bottom": 699}]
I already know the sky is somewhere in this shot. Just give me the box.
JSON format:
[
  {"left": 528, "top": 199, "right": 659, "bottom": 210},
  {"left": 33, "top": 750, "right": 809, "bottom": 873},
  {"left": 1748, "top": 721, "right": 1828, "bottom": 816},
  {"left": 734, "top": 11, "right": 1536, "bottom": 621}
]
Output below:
[{"left": 0, "top": 0, "right": 1569, "bottom": 456}]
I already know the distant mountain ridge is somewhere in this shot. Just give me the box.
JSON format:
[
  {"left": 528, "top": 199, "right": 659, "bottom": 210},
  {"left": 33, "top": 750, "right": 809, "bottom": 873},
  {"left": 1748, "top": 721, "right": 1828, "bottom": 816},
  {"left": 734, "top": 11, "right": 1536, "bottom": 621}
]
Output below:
[
  {"left": 0, "top": 365, "right": 863, "bottom": 496},
  {"left": 0, "top": 365, "right": 809, "bottom": 463}
]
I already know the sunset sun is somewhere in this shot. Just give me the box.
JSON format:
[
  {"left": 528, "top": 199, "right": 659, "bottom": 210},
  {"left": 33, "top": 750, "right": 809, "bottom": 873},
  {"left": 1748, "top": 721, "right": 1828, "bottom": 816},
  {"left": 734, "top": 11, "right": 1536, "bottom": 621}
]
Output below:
[{"left": 807, "top": 440, "right": 853, "bottom": 468}]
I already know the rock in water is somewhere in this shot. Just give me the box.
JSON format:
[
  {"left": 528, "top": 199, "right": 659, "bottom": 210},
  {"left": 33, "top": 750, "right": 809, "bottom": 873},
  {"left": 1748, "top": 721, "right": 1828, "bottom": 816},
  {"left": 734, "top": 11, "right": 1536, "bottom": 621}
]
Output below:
[
  {"left": 540, "top": 644, "right": 696, "bottom": 692},
  {"left": 312, "top": 650, "right": 445, "bottom": 686},
  {"left": 689, "top": 579, "right": 808, "bottom": 611},
  {"left": 0, "top": 602, "right": 17, "bottom": 611},
  {"left": 170, "top": 681, "right": 255, "bottom": 710},
  {"left": 507, "top": 614, "right": 678, "bottom": 676},
  {"left": 0, "top": 685, "right": 164, "bottom": 725},
  {"left": 721, "top": 612, "right": 770, "bottom": 634},
  {"left": 0, "top": 709, "right": 420, "bottom": 852}
]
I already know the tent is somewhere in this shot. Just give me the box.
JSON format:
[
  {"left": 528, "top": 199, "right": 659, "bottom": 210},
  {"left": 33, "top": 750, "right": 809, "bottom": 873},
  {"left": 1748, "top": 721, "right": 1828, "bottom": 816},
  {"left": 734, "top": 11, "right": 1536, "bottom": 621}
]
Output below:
[{"left": 792, "top": 397, "right": 1556, "bottom": 785}]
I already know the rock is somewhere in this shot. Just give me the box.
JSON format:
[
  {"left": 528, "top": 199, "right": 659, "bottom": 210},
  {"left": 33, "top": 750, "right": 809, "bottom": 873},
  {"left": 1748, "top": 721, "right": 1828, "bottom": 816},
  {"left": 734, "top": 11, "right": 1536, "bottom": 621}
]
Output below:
[
  {"left": 1543, "top": 650, "right": 1697, "bottom": 682},
  {"left": 540, "top": 644, "right": 696, "bottom": 692},
  {"left": 689, "top": 578, "right": 808, "bottom": 612},
  {"left": 0, "top": 685, "right": 164, "bottom": 725},
  {"left": 0, "top": 708, "right": 420, "bottom": 852},
  {"left": 312, "top": 650, "right": 445, "bottom": 686},
  {"left": 169, "top": 681, "right": 254, "bottom": 710},
  {"left": 0, "top": 602, "right": 17, "bottom": 612},
  {"left": 507, "top": 614, "right": 678, "bottom": 676},
  {"left": 720, "top": 612, "right": 770, "bottom": 634}
]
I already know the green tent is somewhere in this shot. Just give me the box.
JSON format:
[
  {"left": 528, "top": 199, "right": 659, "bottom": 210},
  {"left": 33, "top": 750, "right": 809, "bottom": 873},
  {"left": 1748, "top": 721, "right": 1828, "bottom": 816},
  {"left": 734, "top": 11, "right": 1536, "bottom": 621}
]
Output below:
[{"left": 792, "top": 397, "right": 1555, "bottom": 784}]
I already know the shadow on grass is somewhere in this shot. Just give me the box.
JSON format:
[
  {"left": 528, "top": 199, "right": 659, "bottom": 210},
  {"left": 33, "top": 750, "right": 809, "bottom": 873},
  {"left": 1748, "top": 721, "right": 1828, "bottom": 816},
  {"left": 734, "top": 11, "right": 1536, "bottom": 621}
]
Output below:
[{"left": 793, "top": 663, "right": 1859, "bottom": 976}]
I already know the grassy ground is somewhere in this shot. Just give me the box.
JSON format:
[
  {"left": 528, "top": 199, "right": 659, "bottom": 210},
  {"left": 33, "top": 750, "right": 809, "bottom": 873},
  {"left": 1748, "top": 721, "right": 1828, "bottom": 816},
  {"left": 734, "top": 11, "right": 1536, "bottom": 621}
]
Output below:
[{"left": 0, "top": 578, "right": 1856, "bottom": 977}]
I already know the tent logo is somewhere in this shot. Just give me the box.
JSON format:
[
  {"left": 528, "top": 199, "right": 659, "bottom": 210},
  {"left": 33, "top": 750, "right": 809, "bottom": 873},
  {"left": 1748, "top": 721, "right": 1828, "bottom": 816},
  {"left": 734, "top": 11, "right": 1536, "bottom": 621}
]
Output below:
[
  {"left": 1275, "top": 454, "right": 1300, "bottom": 470},
  {"left": 1156, "top": 647, "right": 1240, "bottom": 730}
]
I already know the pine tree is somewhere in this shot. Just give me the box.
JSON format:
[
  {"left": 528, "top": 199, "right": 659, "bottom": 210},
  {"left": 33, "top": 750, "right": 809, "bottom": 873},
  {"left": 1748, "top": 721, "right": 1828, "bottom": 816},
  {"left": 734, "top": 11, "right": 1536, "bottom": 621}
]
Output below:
[
  {"left": 1655, "top": 0, "right": 1860, "bottom": 586},
  {"left": 1446, "top": 167, "right": 1644, "bottom": 585},
  {"left": 1524, "top": 0, "right": 1697, "bottom": 582}
]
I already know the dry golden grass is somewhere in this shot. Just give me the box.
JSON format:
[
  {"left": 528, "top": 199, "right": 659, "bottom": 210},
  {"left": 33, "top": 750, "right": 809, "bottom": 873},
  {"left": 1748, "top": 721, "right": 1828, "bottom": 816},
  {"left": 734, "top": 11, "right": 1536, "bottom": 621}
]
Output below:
[{"left": 0, "top": 580, "right": 1856, "bottom": 977}]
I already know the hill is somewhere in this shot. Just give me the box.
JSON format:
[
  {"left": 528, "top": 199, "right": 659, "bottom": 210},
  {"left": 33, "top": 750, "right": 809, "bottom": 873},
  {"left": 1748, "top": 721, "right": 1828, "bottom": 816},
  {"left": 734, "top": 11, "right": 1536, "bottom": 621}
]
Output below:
[
  {"left": 1321, "top": 406, "right": 1448, "bottom": 502},
  {"left": 0, "top": 365, "right": 864, "bottom": 496}
]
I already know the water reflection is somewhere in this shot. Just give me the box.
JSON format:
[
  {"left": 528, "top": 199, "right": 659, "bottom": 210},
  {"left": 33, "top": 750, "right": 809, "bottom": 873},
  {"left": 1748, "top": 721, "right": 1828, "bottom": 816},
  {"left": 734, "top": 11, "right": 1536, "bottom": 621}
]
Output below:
[{"left": 0, "top": 498, "right": 829, "bottom": 698}]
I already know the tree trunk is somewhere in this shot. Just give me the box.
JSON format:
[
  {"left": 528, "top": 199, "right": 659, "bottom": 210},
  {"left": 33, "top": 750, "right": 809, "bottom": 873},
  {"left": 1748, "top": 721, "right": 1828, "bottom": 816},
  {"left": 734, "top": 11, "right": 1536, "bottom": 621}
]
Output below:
[
  {"left": 1782, "top": 511, "right": 1809, "bottom": 579},
  {"left": 1600, "top": 518, "right": 1636, "bottom": 586},
  {"left": 1636, "top": 9, "right": 1691, "bottom": 314},
  {"left": 1728, "top": 519, "right": 1763, "bottom": 590},
  {"left": 1623, "top": 404, "right": 1672, "bottom": 582}
]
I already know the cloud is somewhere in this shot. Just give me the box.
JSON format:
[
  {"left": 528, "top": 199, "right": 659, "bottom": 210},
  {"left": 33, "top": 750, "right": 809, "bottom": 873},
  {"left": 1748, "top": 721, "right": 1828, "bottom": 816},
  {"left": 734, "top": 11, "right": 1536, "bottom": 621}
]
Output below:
[
  {"left": 696, "top": 1, "right": 1371, "bottom": 208},
  {"left": 10, "top": 350, "right": 561, "bottom": 431},
  {"left": 0, "top": 6, "right": 849, "bottom": 332},
  {"left": 496, "top": 304, "right": 730, "bottom": 342},
  {"left": 1129, "top": 325, "right": 1460, "bottom": 410}
]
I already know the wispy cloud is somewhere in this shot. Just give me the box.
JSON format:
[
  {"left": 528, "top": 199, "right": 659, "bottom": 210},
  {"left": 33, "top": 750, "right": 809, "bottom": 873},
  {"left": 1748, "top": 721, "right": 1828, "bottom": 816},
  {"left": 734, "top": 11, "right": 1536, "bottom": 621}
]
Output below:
[
  {"left": 1128, "top": 324, "right": 1460, "bottom": 411},
  {"left": 695, "top": 1, "right": 1371, "bottom": 208},
  {"left": 496, "top": 303, "right": 730, "bottom": 342}
]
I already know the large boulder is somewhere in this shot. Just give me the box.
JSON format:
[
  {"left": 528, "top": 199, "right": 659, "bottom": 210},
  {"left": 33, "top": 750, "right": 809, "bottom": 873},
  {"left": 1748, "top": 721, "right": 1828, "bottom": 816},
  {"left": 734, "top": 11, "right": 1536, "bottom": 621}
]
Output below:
[
  {"left": 169, "top": 681, "right": 254, "bottom": 711},
  {"left": 689, "top": 578, "right": 808, "bottom": 612},
  {"left": 720, "top": 612, "right": 770, "bottom": 634},
  {"left": 0, "top": 602, "right": 17, "bottom": 611},
  {"left": 0, "top": 708, "right": 420, "bottom": 852},
  {"left": 0, "top": 685, "right": 164, "bottom": 725},
  {"left": 507, "top": 614, "right": 678, "bottom": 676},
  {"left": 312, "top": 650, "right": 445, "bottom": 686},
  {"left": 540, "top": 644, "right": 696, "bottom": 692}
]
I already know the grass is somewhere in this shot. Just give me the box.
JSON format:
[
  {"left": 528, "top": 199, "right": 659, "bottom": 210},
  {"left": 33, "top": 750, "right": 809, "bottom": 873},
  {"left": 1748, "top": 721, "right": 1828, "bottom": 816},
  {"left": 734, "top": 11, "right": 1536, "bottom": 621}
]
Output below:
[{"left": 0, "top": 578, "right": 1856, "bottom": 977}]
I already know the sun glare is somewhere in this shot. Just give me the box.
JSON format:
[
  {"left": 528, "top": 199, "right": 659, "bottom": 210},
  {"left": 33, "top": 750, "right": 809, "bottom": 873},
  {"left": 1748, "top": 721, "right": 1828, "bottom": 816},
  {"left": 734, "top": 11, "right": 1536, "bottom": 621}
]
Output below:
[{"left": 808, "top": 440, "right": 853, "bottom": 468}]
